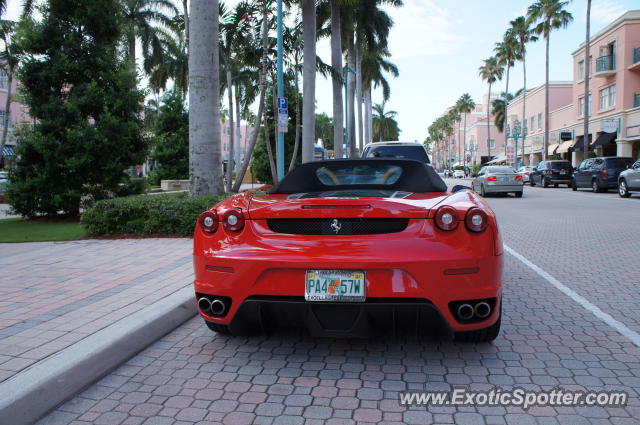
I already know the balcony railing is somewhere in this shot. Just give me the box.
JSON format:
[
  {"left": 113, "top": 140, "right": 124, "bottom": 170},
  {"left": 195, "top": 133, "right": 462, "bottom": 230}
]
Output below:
[
  {"left": 634, "top": 47, "right": 640, "bottom": 65},
  {"left": 595, "top": 54, "right": 616, "bottom": 73},
  {"left": 634, "top": 93, "right": 640, "bottom": 108}
]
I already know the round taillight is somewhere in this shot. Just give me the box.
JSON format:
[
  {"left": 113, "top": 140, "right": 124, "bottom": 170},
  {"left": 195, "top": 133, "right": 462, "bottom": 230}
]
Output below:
[
  {"left": 199, "top": 211, "right": 219, "bottom": 234},
  {"left": 223, "top": 208, "right": 245, "bottom": 232},
  {"left": 434, "top": 206, "right": 459, "bottom": 231},
  {"left": 465, "top": 208, "right": 489, "bottom": 233}
]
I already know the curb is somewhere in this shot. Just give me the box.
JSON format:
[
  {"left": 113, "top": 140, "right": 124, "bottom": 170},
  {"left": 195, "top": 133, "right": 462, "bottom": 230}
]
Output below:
[{"left": 0, "top": 285, "right": 197, "bottom": 425}]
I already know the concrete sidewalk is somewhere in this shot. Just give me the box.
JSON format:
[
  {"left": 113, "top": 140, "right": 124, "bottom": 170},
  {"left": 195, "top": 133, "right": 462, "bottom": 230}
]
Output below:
[{"left": 0, "top": 238, "right": 196, "bottom": 423}]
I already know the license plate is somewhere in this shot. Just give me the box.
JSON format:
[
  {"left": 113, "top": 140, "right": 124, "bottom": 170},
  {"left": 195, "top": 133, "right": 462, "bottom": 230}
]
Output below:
[
  {"left": 560, "top": 170, "right": 567, "bottom": 175},
  {"left": 500, "top": 176, "right": 512, "bottom": 182},
  {"left": 305, "top": 270, "right": 366, "bottom": 302}
]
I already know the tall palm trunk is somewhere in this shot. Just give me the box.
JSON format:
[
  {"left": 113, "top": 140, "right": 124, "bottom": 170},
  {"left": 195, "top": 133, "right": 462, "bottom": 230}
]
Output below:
[
  {"left": 271, "top": 81, "right": 279, "bottom": 181},
  {"left": 355, "top": 43, "right": 363, "bottom": 152},
  {"left": 503, "top": 64, "right": 510, "bottom": 156},
  {"left": 365, "top": 86, "right": 372, "bottom": 145},
  {"left": 189, "top": 0, "right": 222, "bottom": 195},
  {"left": 233, "top": 5, "right": 269, "bottom": 192},
  {"left": 225, "top": 69, "right": 235, "bottom": 192},
  {"left": 543, "top": 32, "right": 550, "bottom": 160},
  {"left": 301, "top": 0, "right": 316, "bottom": 163},
  {"left": 263, "top": 111, "right": 278, "bottom": 184},
  {"left": 347, "top": 33, "right": 356, "bottom": 157},
  {"left": 463, "top": 113, "right": 467, "bottom": 166},
  {"left": 235, "top": 84, "right": 241, "bottom": 172},
  {"left": 457, "top": 119, "right": 461, "bottom": 165},
  {"left": 522, "top": 51, "right": 527, "bottom": 166},
  {"left": 583, "top": 0, "right": 591, "bottom": 165},
  {"left": 128, "top": 33, "right": 137, "bottom": 74},
  {"left": 289, "top": 74, "right": 301, "bottom": 172},
  {"left": 182, "top": 0, "right": 189, "bottom": 46},
  {"left": 0, "top": 73, "right": 13, "bottom": 163},
  {"left": 331, "top": 1, "right": 344, "bottom": 158},
  {"left": 486, "top": 82, "right": 492, "bottom": 160}
]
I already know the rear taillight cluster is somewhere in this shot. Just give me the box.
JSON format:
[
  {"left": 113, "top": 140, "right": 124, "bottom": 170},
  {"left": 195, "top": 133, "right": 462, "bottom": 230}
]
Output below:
[
  {"left": 487, "top": 176, "right": 497, "bottom": 181},
  {"left": 198, "top": 208, "right": 245, "bottom": 234},
  {"left": 434, "top": 206, "right": 488, "bottom": 233},
  {"left": 546, "top": 170, "right": 553, "bottom": 176},
  {"left": 515, "top": 175, "right": 523, "bottom": 181},
  {"left": 600, "top": 169, "right": 608, "bottom": 178}
]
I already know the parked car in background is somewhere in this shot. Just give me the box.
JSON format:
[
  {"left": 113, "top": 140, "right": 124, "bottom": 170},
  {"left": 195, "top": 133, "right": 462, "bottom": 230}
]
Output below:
[
  {"left": 453, "top": 169, "right": 465, "bottom": 178},
  {"left": 362, "top": 141, "right": 431, "bottom": 164},
  {"left": 571, "top": 157, "right": 634, "bottom": 193},
  {"left": 516, "top": 166, "right": 536, "bottom": 183},
  {"left": 0, "top": 171, "right": 8, "bottom": 193},
  {"left": 529, "top": 160, "right": 572, "bottom": 188},
  {"left": 617, "top": 159, "right": 640, "bottom": 198},
  {"left": 471, "top": 166, "right": 523, "bottom": 197}
]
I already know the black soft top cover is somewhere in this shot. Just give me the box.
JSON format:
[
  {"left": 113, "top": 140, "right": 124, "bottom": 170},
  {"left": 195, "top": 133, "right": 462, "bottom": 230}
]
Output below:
[{"left": 269, "top": 159, "right": 448, "bottom": 194}]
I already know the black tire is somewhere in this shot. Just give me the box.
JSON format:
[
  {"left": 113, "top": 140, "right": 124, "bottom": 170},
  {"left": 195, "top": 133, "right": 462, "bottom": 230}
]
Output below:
[
  {"left": 592, "top": 179, "right": 602, "bottom": 193},
  {"left": 542, "top": 178, "right": 549, "bottom": 188},
  {"left": 205, "top": 321, "right": 232, "bottom": 335},
  {"left": 619, "top": 179, "right": 631, "bottom": 198},
  {"left": 514, "top": 191, "right": 523, "bottom": 198},
  {"left": 530, "top": 177, "right": 536, "bottom": 187},
  {"left": 571, "top": 179, "right": 577, "bottom": 191},
  {"left": 455, "top": 309, "right": 501, "bottom": 343},
  {"left": 480, "top": 184, "right": 486, "bottom": 197},
  {"left": 553, "top": 183, "right": 559, "bottom": 188}
]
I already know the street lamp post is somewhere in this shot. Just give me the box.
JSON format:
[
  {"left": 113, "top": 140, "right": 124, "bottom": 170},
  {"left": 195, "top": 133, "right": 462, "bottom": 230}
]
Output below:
[
  {"left": 512, "top": 119, "right": 521, "bottom": 169},
  {"left": 343, "top": 66, "right": 356, "bottom": 157},
  {"left": 276, "top": 0, "right": 284, "bottom": 179}
]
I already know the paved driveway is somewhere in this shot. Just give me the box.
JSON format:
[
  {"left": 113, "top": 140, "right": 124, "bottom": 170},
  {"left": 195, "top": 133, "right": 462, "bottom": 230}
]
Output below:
[{"left": 37, "top": 184, "right": 640, "bottom": 425}]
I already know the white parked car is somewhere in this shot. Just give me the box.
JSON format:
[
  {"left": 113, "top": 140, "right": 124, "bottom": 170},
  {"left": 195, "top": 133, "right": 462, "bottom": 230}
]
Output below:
[
  {"left": 0, "top": 171, "right": 8, "bottom": 193},
  {"left": 452, "top": 169, "right": 465, "bottom": 179},
  {"left": 516, "top": 166, "right": 536, "bottom": 183}
]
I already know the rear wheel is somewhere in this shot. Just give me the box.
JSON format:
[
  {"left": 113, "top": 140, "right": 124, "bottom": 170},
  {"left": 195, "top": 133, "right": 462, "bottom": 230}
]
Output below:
[
  {"left": 514, "top": 191, "right": 523, "bottom": 198},
  {"left": 205, "top": 321, "right": 232, "bottom": 335},
  {"left": 455, "top": 308, "right": 501, "bottom": 343},
  {"left": 619, "top": 180, "right": 631, "bottom": 198},
  {"left": 542, "top": 178, "right": 549, "bottom": 188},
  {"left": 530, "top": 177, "right": 536, "bottom": 187},
  {"left": 480, "top": 184, "right": 486, "bottom": 197},
  {"left": 571, "top": 179, "right": 577, "bottom": 191},
  {"left": 592, "top": 179, "right": 602, "bottom": 193},
  {"left": 553, "top": 183, "right": 559, "bottom": 188}
]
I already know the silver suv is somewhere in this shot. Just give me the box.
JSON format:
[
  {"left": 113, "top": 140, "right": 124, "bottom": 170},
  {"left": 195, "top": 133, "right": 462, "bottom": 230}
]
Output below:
[{"left": 362, "top": 141, "right": 431, "bottom": 164}]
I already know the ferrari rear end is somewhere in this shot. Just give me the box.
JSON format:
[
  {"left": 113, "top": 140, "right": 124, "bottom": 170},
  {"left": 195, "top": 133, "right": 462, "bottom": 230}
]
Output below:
[{"left": 193, "top": 160, "right": 503, "bottom": 341}]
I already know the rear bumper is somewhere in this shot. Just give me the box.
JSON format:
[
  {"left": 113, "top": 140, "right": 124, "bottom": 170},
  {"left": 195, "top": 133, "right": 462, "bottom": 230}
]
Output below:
[
  {"left": 485, "top": 184, "right": 523, "bottom": 193},
  {"left": 194, "top": 219, "right": 503, "bottom": 335}
]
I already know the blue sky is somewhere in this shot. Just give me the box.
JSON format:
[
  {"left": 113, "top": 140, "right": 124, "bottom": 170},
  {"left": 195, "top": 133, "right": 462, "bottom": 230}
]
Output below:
[{"left": 5, "top": 0, "right": 640, "bottom": 143}]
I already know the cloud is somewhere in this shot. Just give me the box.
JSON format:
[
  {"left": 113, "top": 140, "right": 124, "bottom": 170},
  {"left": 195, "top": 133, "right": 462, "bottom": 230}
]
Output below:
[
  {"left": 383, "top": 0, "right": 468, "bottom": 59},
  {"left": 591, "top": 0, "right": 627, "bottom": 24}
]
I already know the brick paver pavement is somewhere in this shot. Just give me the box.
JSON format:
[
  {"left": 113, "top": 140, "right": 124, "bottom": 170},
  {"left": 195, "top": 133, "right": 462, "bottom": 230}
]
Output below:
[
  {"left": 0, "top": 238, "right": 193, "bottom": 383},
  {"left": 36, "top": 184, "right": 640, "bottom": 424}
]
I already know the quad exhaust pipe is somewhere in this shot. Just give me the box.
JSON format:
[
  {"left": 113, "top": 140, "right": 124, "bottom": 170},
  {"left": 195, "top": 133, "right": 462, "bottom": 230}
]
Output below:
[
  {"left": 474, "top": 302, "right": 491, "bottom": 319},
  {"left": 457, "top": 304, "right": 474, "bottom": 321},
  {"left": 198, "top": 297, "right": 227, "bottom": 316}
]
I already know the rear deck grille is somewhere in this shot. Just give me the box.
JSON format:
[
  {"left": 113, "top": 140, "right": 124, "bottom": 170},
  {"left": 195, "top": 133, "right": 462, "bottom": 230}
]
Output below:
[{"left": 267, "top": 218, "right": 409, "bottom": 235}]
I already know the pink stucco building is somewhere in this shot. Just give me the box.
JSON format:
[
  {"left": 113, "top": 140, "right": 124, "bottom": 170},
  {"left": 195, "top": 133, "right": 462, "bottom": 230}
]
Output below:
[{"left": 0, "top": 69, "right": 31, "bottom": 166}]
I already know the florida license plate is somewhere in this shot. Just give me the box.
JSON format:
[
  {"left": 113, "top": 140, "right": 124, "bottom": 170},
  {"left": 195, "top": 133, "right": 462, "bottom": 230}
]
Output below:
[{"left": 305, "top": 270, "right": 366, "bottom": 302}]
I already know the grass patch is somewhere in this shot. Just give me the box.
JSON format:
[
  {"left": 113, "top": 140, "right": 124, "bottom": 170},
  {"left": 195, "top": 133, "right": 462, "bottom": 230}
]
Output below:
[{"left": 0, "top": 218, "right": 87, "bottom": 243}]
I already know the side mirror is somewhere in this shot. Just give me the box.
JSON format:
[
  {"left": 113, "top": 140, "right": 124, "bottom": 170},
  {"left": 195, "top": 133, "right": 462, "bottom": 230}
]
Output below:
[{"left": 451, "top": 185, "right": 471, "bottom": 193}]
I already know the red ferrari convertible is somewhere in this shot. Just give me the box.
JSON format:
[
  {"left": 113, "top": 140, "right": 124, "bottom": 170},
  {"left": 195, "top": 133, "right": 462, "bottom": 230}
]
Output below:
[{"left": 193, "top": 159, "right": 503, "bottom": 341}]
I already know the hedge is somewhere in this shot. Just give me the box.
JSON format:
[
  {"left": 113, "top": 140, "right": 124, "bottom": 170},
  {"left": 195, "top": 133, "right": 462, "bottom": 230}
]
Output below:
[{"left": 82, "top": 192, "right": 226, "bottom": 237}]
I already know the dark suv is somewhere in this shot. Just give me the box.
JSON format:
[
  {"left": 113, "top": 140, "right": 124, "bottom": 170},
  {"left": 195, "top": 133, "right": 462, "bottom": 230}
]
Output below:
[
  {"left": 571, "top": 157, "right": 634, "bottom": 193},
  {"left": 529, "top": 160, "right": 573, "bottom": 188}
]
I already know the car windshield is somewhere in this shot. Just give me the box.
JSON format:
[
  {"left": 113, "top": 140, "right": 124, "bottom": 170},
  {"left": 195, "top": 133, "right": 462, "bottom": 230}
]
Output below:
[
  {"left": 488, "top": 167, "right": 515, "bottom": 174},
  {"left": 365, "top": 145, "right": 429, "bottom": 163},
  {"left": 550, "top": 162, "right": 571, "bottom": 170},
  {"left": 605, "top": 158, "right": 634, "bottom": 168},
  {"left": 316, "top": 164, "right": 403, "bottom": 186}
]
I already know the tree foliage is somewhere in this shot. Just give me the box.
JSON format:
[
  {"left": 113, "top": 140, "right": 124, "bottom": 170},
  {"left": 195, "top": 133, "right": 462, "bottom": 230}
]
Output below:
[{"left": 7, "top": 0, "right": 146, "bottom": 217}]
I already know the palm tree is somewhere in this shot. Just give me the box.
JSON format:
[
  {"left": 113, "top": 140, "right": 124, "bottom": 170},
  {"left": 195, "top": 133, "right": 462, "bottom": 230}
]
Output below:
[
  {"left": 528, "top": 0, "right": 573, "bottom": 160},
  {"left": 510, "top": 16, "right": 537, "bottom": 164},
  {"left": 148, "top": 32, "right": 188, "bottom": 95},
  {"left": 189, "top": 0, "right": 223, "bottom": 195},
  {"left": 447, "top": 108, "right": 461, "bottom": 165},
  {"left": 478, "top": 56, "right": 504, "bottom": 160},
  {"left": 583, "top": 0, "right": 591, "bottom": 164},
  {"left": 330, "top": 1, "right": 344, "bottom": 158},
  {"left": 362, "top": 46, "right": 399, "bottom": 146},
  {"left": 494, "top": 30, "right": 521, "bottom": 155},
  {"left": 220, "top": 1, "right": 255, "bottom": 191},
  {"left": 455, "top": 93, "right": 475, "bottom": 167},
  {"left": 301, "top": 0, "right": 316, "bottom": 163},
  {"left": 372, "top": 101, "right": 399, "bottom": 142},
  {"left": 491, "top": 89, "right": 524, "bottom": 133},
  {"left": 0, "top": 20, "right": 20, "bottom": 164},
  {"left": 121, "top": 0, "right": 178, "bottom": 75}
]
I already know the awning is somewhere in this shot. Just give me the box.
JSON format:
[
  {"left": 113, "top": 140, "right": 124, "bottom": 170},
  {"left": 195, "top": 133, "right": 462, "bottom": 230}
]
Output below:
[
  {"left": 557, "top": 141, "right": 574, "bottom": 154},
  {"left": 572, "top": 134, "right": 592, "bottom": 151},
  {"left": 592, "top": 132, "right": 616, "bottom": 148},
  {"left": 548, "top": 143, "right": 560, "bottom": 155},
  {"left": 2, "top": 146, "right": 14, "bottom": 157}
]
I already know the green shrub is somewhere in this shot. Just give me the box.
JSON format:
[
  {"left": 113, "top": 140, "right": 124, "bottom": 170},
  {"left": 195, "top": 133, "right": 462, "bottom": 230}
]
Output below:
[
  {"left": 82, "top": 192, "right": 226, "bottom": 237},
  {"left": 114, "top": 177, "right": 148, "bottom": 197}
]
